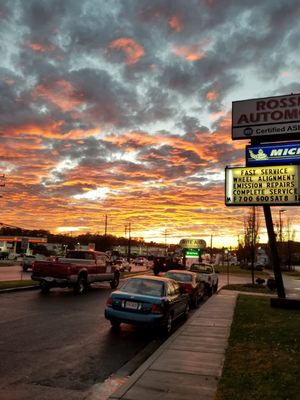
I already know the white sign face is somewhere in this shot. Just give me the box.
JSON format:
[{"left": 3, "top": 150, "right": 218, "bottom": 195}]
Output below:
[
  {"left": 225, "top": 165, "right": 300, "bottom": 206},
  {"left": 179, "top": 239, "right": 206, "bottom": 249},
  {"left": 232, "top": 94, "right": 300, "bottom": 140}
]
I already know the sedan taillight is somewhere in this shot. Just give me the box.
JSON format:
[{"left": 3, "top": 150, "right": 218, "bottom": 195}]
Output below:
[
  {"left": 106, "top": 296, "right": 113, "bottom": 307},
  {"left": 151, "top": 304, "right": 163, "bottom": 314}
]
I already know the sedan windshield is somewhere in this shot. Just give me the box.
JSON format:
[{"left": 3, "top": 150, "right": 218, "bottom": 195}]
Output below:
[{"left": 121, "top": 278, "right": 165, "bottom": 297}]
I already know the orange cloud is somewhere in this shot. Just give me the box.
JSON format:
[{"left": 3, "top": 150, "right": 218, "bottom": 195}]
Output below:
[
  {"left": 26, "top": 42, "right": 55, "bottom": 52},
  {"left": 105, "top": 130, "right": 218, "bottom": 163},
  {"left": 168, "top": 15, "right": 183, "bottom": 32},
  {"left": 4, "top": 79, "right": 15, "bottom": 85},
  {"left": 6, "top": 122, "right": 99, "bottom": 141},
  {"left": 108, "top": 38, "right": 145, "bottom": 64},
  {"left": 172, "top": 44, "right": 205, "bottom": 62},
  {"left": 206, "top": 91, "right": 219, "bottom": 101},
  {"left": 33, "top": 80, "right": 84, "bottom": 112}
]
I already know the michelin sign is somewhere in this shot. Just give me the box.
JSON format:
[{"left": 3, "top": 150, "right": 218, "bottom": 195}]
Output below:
[{"left": 246, "top": 141, "right": 300, "bottom": 166}]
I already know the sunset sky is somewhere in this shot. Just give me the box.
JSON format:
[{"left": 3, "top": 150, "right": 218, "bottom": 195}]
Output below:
[{"left": 1, "top": 0, "right": 300, "bottom": 248}]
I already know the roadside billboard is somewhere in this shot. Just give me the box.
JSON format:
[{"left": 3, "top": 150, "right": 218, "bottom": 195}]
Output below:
[
  {"left": 225, "top": 165, "right": 300, "bottom": 206},
  {"left": 246, "top": 141, "right": 300, "bottom": 166},
  {"left": 232, "top": 93, "right": 300, "bottom": 140},
  {"left": 179, "top": 239, "right": 206, "bottom": 249}
]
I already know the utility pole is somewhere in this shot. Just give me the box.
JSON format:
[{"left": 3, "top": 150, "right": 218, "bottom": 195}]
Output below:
[
  {"left": 164, "top": 229, "right": 168, "bottom": 256},
  {"left": 104, "top": 214, "right": 108, "bottom": 237},
  {"left": 0, "top": 174, "right": 5, "bottom": 198},
  {"left": 210, "top": 234, "right": 213, "bottom": 264},
  {"left": 127, "top": 223, "right": 131, "bottom": 262}
]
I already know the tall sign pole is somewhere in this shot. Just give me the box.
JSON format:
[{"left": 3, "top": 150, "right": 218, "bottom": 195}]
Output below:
[{"left": 263, "top": 205, "right": 285, "bottom": 298}]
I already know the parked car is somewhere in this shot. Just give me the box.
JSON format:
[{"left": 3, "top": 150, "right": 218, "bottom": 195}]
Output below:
[
  {"left": 22, "top": 254, "right": 48, "bottom": 272},
  {"left": 164, "top": 270, "right": 205, "bottom": 308},
  {"left": 134, "top": 257, "right": 149, "bottom": 266},
  {"left": 152, "top": 257, "right": 184, "bottom": 275},
  {"left": 189, "top": 263, "right": 219, "bottom": 296},
  {"left": 0, "top": 251, "right": 9, "bottom": 260},
  {"left": 32, "top": 250, "right": 119, "bottom": 294},
  {"left": 114, "top": 258, "right": 132, "bottom": 272},
  {"left": 104, "top": 275, "right": 190, "bottom": 334}
]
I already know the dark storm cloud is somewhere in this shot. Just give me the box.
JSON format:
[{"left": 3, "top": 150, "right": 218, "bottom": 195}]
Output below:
[{"left": 1, "top": 0, "right": 300, "bottom": 242}]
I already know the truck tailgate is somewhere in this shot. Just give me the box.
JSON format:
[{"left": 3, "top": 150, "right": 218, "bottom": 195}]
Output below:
[{"left": 32, "top": 261, "right": 71, "bottom": 278}]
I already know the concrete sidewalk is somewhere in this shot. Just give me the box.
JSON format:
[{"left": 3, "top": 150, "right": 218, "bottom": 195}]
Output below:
[{"left": 105, "top": 290, "right": 238, "bottom": 400}]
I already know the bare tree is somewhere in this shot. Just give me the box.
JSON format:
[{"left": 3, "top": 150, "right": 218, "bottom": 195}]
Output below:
[{"left": 244, "top": 207, "right": 260, "bottom": 284}]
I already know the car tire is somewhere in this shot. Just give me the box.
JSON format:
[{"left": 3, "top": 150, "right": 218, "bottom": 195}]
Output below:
[
  {"left": 110, "top": 320, "right": 121, "bottom": 330},
  {"left": 206, "top": 285, "right": 213, "bottom": 297},
  {"left": 192, "top": 294, "right": 200, "bottom": 308},
  {"left": 22, "top": 266, "right": 28, "bottom": 272},
  {"left": 74, "top": 276, "right": 87, "bottom": 295},
  {"left": 110, "top": 272, "right": 120, "bottom": 289},
  {"left": 183, "top": 302, "right": 190, "bottom": 320},
  {"left": 40, "top": 281, "right": 50, "bottom": 294},
  {"left": 213, "top": 282, "right": 218, "bottom": 293}
]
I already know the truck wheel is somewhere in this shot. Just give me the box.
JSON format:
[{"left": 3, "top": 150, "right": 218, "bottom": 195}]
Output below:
[
  {"left": 40, "top": 281, "right": 50, "bottom": 294},
  {"left": 110, "top": 272, "right": 120, "bottom": 289},
  {"left": 213, "top": 282, "right": 218, "bottom": 293},
  {"left": 74, "top": 276, "right": 87, "bottom": 295}
]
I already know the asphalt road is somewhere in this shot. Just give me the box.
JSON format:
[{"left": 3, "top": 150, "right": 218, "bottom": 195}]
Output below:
[
  {"left": 0, "top": 282, "right": 166, "bottom": 400},
  {"left": 1, "top": 265, "right": 297, "bottom": 399}
]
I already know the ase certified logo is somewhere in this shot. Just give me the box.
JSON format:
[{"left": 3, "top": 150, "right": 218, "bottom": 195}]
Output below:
[{"left": 243, "top": 127, "right": 253, "bottom": 136}]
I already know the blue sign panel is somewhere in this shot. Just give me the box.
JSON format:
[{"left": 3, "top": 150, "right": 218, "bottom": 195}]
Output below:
[{"left": 246, "top": 142, "right": 300, "bottom": 166}]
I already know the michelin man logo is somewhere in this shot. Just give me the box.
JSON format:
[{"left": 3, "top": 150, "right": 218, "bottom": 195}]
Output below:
[{"left": 249, "top": 148, "right": 269, "bottom": 161}]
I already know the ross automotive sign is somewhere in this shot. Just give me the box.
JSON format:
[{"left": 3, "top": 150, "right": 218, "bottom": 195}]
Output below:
[
  {"left": 232, "top": 94, "right": 300, "bottom": 140},
  {"left": 246, "top": 141, "right": 300, "bottom": 166},
  {"left": 225, "top": 165, "right": 300, "bottom": 206}
]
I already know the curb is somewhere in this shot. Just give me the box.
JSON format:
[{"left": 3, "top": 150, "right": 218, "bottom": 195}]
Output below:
[{"left": 0, "top": 285, "right": 40, "bottom": 294}]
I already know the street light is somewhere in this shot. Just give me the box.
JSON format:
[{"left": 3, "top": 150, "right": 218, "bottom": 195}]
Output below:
[{"left": 279, "top": 209, "right": 287, "bottom": 242}]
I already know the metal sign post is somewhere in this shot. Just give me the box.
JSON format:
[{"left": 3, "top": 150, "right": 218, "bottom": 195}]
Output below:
[{"left": 263, "top": 205, "right": 285, "bottom": 298}]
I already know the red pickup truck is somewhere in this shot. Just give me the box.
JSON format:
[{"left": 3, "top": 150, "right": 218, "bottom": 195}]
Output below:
[{"left": 31, "top": 250, "right": 120, "bottom": 294}]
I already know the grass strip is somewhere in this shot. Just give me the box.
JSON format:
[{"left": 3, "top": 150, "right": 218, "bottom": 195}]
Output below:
[
  {"left": 0, "top": 280, "right": 39, "bottom": 289},
  {"left": 216, "top": 295, "right": 300, "bottom": 400},
  {"left": 223, "top": 283, "right": 274, "bottom": 294}
]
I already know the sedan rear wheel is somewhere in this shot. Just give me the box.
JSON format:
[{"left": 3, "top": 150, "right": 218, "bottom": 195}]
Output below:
[{"left": 110, "top": 320, "right": 121, "bottom": 331}]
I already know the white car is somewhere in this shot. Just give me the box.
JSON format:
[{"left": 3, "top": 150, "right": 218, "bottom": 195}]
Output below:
[
  {"left": 115, "top": 258, "right": 132, "bottom": 272},
  {"left": 22, "top": 254, "right": 48, "bottom": 271},
  {"left": 134, "top": 257, "right": 149, "bottom": 266}
]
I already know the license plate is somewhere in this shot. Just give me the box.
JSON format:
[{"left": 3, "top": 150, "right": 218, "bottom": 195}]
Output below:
[
  {"left": 125, "top": 301, "right": 138, "bottom": 309},
  {"left": 45, "top": 277, "right": 54, "bottom": 282}
]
